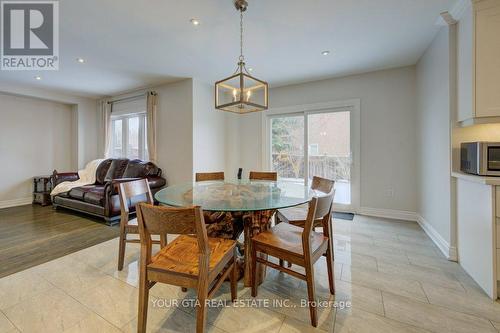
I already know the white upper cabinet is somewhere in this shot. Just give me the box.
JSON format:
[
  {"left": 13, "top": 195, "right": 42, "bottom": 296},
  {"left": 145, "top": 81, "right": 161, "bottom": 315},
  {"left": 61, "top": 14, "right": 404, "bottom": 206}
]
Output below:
[
  {"left": 475, "top": 0, "right": 500, "bottom": 118},
  {"left": 458, "top": 0, "right": 500, "bottom": 124}
]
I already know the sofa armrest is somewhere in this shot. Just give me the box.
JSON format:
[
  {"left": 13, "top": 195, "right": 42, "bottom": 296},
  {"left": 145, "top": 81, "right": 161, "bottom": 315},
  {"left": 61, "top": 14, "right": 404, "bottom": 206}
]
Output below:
[
  {"left": 52, "top": 170, "right": 79, "bottom": 186},
  {"left": 147, "top": 176, "right": 167, "bottom": 189},
  {"left": 104, "top": 178, "right": 142, "bottom": 196}
]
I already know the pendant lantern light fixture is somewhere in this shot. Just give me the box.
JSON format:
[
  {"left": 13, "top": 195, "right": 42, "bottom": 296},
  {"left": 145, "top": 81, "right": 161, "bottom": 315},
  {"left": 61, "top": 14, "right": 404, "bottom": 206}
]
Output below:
[{"left": 215, "top": 0, "right": 268, "bottom": 114}]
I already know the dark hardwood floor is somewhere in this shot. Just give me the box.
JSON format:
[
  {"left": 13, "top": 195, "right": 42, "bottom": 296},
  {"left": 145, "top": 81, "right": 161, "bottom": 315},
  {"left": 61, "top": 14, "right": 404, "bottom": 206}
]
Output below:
[{"left": 0, "top": 204, "right": 119, "bottom": 278}]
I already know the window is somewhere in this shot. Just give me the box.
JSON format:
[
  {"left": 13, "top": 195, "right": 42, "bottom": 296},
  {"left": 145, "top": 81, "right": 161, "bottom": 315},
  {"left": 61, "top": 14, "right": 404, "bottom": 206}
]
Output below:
[{"left": 111, "top": 113, "right": 148, "bottom": 160}]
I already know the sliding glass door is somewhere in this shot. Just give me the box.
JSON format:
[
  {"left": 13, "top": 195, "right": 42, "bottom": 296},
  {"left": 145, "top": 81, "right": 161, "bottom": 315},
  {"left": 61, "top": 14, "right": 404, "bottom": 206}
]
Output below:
[
  {"left": 307, "top": 111, "right": 351, "bottom": 205},
  {"left": 269, "top": 109, "right": 355, "bottom": 211},
  {"left": 271, "top": 116, "right": 305, "bottom": 183}
]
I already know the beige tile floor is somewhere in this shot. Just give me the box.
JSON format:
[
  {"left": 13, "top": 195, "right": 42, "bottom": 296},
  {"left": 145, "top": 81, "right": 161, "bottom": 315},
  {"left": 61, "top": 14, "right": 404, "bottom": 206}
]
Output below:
[{"left": 1, "top": 215, "right": 500, "bottom": 332}]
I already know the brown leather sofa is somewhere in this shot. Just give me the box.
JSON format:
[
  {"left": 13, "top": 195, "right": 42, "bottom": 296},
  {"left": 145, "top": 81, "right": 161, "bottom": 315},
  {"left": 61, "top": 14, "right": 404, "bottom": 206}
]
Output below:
[{"left": 52, "top": 159, "right": 167, "bottom": 224}]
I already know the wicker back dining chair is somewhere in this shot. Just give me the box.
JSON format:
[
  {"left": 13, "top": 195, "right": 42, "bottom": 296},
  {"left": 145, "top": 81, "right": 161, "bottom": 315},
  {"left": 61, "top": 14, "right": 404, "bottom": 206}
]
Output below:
[{"left": 136, "top": 203, "right": 238, "bottom": 333}]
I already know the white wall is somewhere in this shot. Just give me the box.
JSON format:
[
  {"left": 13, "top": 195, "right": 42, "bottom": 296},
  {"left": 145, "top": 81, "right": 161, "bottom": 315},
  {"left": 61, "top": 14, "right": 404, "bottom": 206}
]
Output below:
[
  {"left": 0, "top": 82, "right": 99, "bottom": 170},
  {"left": 75, "top": 99, "right": 99, "bottom": 168},
  {"left": 415, "top": 26, "right": 453, "bottom": 251},
  {"left": 224, "top": 113, "right": 241, "bottom": 178},
  {"left": 229, "top": 66, "right": 418, "bottom": 212},
  {"left": 192, "top": 79, "right": 226, "bottom": 176},
  {"left": 0, "top": 93, "right": 74, "bottom": 206},
  {"left": 155, "top": 79, "right": 194, "bottom": 184},
  {"left": 0, "top": 82, "right": 99, "bottom": 207}
]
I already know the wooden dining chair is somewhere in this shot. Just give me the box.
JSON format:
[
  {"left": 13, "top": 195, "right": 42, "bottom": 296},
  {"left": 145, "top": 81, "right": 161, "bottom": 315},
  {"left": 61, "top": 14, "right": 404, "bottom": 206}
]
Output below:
[
  {"left": 117, "top": 179, "right": 168, "bottom": 271},
  {"left": 249, "top": 171, "right": 277, "bottom": 181},
  {"left": 276, "top": 176, "right": 335, "bottom": 228},
  {"left": 195, "top": 172, "right": 225, "bottom": 182},
  {"left": 250, "top": 190, "right": 335, "bottom": 327},
  {"left": 136, "top": 203, "right": 238, "bottom": 333},
  {"left": 275, "top": 176, "right": 335, "bottom": 268}
]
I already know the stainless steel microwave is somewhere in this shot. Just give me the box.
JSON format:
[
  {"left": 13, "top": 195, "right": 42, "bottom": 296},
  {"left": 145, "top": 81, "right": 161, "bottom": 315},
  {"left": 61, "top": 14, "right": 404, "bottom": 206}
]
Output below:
[{"left": 461, "top": 142, "right": 500, "bottom": 176}]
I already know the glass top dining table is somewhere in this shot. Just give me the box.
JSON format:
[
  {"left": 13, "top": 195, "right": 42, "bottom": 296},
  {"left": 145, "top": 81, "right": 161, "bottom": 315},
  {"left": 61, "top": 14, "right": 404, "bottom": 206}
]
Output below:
[
  {"left": 155, "top": 179, "right": 314, "bottom": 287},
  {"left": 154, "top": 180, "right": 314, "bottom": 212}
]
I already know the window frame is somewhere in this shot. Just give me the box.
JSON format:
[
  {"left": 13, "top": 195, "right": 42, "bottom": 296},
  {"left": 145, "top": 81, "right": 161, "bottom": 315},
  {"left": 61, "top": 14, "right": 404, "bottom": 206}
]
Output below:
[{"left": 111, "top": 112, "right": 148, "bottom": 160}]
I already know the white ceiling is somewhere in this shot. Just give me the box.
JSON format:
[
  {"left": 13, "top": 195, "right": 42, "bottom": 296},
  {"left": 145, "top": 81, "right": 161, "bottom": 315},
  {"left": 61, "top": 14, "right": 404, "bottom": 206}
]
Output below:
[{"left": 0, "top": 0, "right": 458, "bottom": 98}]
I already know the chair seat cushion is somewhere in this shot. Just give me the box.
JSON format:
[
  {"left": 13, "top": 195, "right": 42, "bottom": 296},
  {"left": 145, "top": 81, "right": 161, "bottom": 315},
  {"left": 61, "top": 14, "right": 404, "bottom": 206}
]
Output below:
[
  {"left": 252, "top": 222, "right": 327, "bottom": 257},
  {"left": 148, "top": 235, "right": 235, "bottom": 277}
]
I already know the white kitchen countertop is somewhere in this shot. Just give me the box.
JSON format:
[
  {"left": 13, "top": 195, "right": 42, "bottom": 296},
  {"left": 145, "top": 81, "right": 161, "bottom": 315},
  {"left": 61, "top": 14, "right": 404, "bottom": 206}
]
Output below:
[{"left": 452, "top": 171, "right": 500, "bottom": 186}]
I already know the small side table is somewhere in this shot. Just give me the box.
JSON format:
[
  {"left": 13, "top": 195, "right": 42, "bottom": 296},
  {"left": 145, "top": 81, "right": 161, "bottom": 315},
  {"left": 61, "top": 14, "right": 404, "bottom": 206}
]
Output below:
[{"left": 33, "top": 175, "right": 53, "bottom": 206}]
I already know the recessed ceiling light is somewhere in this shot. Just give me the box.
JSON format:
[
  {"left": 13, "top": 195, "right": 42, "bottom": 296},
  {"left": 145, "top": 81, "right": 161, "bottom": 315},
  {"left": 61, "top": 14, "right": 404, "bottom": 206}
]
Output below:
[
  {"left": 190, "top": 18, "right": 200, "bottom": 26},
  {"left": 34, "top": 75, "right": 42, "bottom": 80},
  {"left": 76, "top": 57, "right": 85, "bottom": 63},
  {"left": 248, "top": 67, "right": 253, "bottom": 72},
  {"left": 321, "top": 50, "right": 330, "bottom": 56}
]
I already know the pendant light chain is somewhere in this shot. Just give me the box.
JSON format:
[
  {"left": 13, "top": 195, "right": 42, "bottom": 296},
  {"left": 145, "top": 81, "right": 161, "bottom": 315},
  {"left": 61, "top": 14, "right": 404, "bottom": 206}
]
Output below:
[{"left": 239, "top": 9, "right": 244, "bottom": 63}]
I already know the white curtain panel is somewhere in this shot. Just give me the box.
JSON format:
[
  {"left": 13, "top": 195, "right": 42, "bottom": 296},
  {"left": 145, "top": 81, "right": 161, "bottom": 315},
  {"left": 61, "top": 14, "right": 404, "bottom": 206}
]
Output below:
[
  {"left": 100, "top": 99, "right": 112, "bottom": 158},
  {"left": 146, "top": 91, "right": 158, "bottom": 163}
]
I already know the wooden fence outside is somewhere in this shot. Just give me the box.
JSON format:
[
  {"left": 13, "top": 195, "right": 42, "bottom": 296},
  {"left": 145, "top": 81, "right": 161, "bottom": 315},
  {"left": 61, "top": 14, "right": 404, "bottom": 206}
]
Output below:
[{"left": 272, "top": 154, "right": 351, "bottom": 181}]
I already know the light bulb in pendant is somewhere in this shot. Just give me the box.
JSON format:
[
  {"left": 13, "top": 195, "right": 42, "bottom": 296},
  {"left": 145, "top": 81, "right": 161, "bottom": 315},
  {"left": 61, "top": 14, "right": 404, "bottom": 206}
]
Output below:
[
  {"left": 232, "top": 89, "right": 238, "bottom": 102},
  {"left": 246, "top": 90, "right": 252, "bottom": 102}
]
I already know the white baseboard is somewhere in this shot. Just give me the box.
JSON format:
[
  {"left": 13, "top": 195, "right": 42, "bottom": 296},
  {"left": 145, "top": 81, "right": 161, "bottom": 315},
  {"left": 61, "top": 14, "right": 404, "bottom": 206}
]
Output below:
[
  {"left": 0, "top": 197, "right": 32, "bottom": 209},
  {"left": 417, "top": 214, "right": 457, "bottom": 261},
  {"left": 357, "top": 207, "right": 457, "bottom": 262},
  {"left": 358, "top": 207, "right": 418, "bottom": 222}
]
